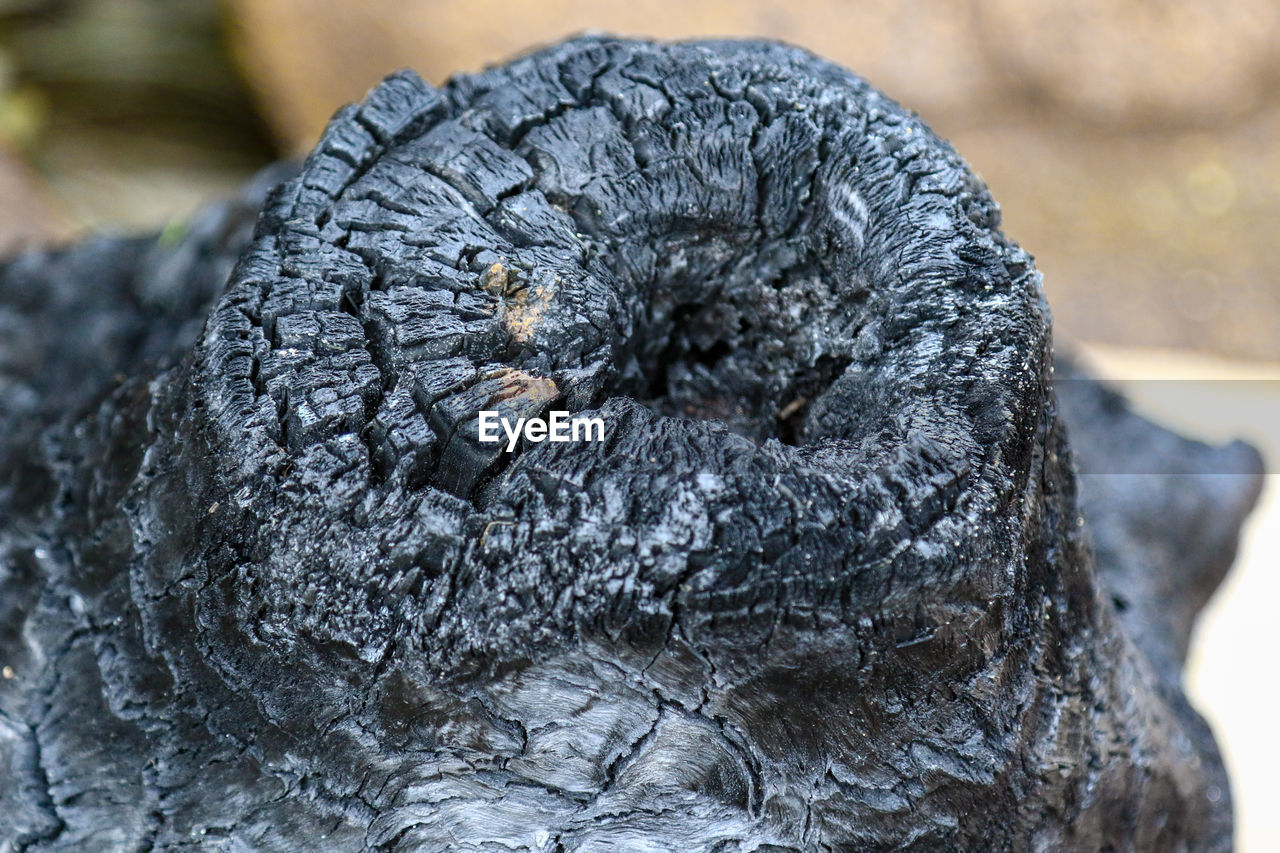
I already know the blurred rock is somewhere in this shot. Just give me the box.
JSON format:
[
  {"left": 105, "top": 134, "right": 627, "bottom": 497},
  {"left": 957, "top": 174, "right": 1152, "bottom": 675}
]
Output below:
[{"left": 224, "top": 0, "right": 992, "bottom": 152}]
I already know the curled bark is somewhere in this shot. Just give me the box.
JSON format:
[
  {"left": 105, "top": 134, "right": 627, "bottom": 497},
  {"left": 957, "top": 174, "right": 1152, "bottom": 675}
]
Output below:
[{"left": 0, "top": 37, "right": 1262, "bottom": 851}]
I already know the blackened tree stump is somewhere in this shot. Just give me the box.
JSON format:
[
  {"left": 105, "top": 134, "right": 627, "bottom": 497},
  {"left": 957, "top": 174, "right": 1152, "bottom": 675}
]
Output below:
[{"left": 0, "top": 37, "right": 1263, "bottom": 852}]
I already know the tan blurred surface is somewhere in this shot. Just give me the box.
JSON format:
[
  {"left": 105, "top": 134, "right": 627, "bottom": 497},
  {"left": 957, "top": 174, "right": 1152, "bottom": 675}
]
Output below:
[
  {"left": 224, "top": 0, "right": 1280, "bottom": 142},
  {"left": 977, "top": 0, "right": 1280, "bottom": 123},
  {"left": 0, "top": 140, "right": 69, "bottom": 253},
  {"left": 968, "top": 109, "right": 1280, "bottom": 364},
  {"left": 1081, "top": 342, "right": 1280, "bottom": 853},
  {"left": 224, "top": 0, "right": 1280, "bottom": 362},
  {"left": 223, "top": 0, "right": 993, "bottom": 150},
  {"left": 0, "top": 0, "right": 277, "bottom": 243}
]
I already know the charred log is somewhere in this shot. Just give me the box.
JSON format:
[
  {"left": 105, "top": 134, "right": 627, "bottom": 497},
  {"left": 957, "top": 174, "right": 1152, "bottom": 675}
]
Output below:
[{"left": 0, "top": 37, "right": 1263, "bottom": 852}]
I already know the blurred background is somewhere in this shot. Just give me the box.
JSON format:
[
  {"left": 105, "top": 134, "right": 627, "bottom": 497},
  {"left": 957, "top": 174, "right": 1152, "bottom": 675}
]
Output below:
[{"left": 0, "top": 0, "right": 1276, "bottom": 848}]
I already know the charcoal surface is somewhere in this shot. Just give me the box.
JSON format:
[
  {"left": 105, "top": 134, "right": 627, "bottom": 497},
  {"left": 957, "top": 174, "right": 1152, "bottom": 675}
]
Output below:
[{"left": 0, "top": 36, "right": 1263, "bottom": 852}]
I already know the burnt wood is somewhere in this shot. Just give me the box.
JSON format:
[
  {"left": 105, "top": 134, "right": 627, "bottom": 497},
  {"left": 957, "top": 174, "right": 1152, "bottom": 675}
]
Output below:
[{"left": 0, "top": 37, "right": 1262, "bottom": 852}]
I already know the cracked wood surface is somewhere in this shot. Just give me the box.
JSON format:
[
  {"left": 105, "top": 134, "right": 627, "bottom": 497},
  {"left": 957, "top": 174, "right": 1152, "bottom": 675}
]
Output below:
[{"left": 0, "top": 37, "right": 1264, "bottom": 851}]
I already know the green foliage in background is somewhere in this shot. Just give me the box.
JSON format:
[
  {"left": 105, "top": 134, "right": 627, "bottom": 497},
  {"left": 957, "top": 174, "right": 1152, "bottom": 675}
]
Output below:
[{"left": 0, "top": 0, "right": 275, "bottom": 230}]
